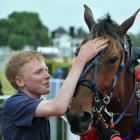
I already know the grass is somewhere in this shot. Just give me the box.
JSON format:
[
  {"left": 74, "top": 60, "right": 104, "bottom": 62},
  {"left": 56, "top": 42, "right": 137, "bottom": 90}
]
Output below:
[{"left": 0, "top": 70, "right": 16, "bottom": 95}]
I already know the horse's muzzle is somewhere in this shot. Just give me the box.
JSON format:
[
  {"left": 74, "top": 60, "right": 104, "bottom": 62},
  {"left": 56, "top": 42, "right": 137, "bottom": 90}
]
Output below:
[{"left": 67, "top": 111, "right": 93, "bottom": 135}]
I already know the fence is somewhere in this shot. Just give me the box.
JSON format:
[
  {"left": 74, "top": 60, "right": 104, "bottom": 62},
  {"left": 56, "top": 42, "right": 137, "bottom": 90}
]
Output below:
[{"left": 0, "top": 79, "right": 79, "bottom": 140}]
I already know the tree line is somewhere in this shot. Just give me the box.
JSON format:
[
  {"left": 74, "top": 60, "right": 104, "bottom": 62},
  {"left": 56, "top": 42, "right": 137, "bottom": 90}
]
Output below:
[
  {"left": 0, "top": 12, "right": 51, "bottom": 50},
  {"left": 0, "top": 11, "right": 140, "bottom": 50}
]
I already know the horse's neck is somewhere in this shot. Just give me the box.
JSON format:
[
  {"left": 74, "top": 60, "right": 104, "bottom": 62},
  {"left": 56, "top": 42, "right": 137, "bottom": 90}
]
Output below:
[
  {"left": 110, "top": 71, "right": 137, "bottom": 112},
  {"left": 123, "top": 71, "right": 137, "bottom": 112}
]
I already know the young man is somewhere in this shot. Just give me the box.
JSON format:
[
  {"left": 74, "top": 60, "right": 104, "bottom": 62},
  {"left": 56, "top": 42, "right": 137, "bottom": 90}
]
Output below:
[{"left": 1, "top": 38, "right": 108, "bottom": 140}]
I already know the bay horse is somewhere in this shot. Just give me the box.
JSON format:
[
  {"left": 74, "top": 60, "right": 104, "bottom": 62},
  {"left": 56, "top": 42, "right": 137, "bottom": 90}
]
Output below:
[{"left": 66, "top": 5, "right": 140, "bottom": 140}]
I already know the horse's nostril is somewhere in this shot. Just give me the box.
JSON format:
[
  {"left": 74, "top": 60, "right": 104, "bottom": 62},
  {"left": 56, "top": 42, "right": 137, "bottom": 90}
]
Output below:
[{"left": 78, "top": 111, "right": 92, "bottom": 123}]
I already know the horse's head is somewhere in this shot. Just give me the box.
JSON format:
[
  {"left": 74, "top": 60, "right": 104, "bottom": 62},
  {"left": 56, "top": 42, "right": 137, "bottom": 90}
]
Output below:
[{"left": 66, "top": 5, "right": 139, "bottom": 136}]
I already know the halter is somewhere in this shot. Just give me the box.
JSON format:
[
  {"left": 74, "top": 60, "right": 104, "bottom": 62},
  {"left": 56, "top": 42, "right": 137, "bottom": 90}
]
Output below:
[
  {"left": 78, "top": 36, "right": 129, "bottom": 104},
  {"left": 77, "top": 36, "right": 136, "bottom": 128}
]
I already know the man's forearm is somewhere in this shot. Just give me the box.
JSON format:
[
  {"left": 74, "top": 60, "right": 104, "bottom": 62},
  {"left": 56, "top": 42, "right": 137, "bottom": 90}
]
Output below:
[{"left": 54, "top": 57, "right": 86, "bottom": 113}]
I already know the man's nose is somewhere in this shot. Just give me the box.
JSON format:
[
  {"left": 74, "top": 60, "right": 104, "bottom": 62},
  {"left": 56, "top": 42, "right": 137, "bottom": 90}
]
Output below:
[{"left": 44, "top": 70, "right": 50, "bottom": 78}]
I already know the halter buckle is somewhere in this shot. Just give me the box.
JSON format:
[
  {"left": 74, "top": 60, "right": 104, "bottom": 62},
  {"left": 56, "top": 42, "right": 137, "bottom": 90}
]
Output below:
[
  {"left": 103, "top": 95, "right": 111, "bottom": 105},
  {"left": 92, "top": 98, "right": 103, "bottom": 112}
]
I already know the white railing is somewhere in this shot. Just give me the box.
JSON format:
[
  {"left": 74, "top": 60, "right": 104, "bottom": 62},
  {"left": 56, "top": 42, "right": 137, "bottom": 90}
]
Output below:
[
  {"left": 61, "top": 116, "right": 80, "bottom": 140},
  {"left": 0, "top": 95, "right": 11, "bottom": 100}
]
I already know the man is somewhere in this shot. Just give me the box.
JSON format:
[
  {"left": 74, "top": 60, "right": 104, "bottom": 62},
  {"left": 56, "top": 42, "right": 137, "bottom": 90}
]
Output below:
[{"left": 1, "top": 37, "right": 108, "bottom": 140}]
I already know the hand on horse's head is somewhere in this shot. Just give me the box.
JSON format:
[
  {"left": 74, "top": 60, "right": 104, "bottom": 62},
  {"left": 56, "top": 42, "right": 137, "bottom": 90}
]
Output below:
[{"left": 77, "top": 37, "right": 109, "bottom": 64}]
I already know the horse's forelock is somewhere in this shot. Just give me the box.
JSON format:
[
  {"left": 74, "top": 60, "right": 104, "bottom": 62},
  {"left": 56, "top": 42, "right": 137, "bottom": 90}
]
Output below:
[
  {"left": 109, "top": 37, "right": 123, "bottom": 54},
  {"left": 91, "top": 14, "right": 121, "bottom": 39}
]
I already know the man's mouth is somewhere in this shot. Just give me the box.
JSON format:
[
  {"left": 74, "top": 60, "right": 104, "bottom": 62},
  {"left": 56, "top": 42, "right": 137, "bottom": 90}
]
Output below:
[{"left": 42, "top": 82, "right": 50, "bottom": 87}]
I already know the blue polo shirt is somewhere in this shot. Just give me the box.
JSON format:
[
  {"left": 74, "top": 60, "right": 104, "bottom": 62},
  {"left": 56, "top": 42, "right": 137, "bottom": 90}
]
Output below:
[{"left": 1, "top": 91, "right": 50, "bottom": 140}]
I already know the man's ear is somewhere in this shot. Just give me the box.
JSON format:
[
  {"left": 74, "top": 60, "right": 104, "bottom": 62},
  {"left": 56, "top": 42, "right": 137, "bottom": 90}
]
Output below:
[{"left": 15, "top": 76, "right": 25, "bottom": 87}]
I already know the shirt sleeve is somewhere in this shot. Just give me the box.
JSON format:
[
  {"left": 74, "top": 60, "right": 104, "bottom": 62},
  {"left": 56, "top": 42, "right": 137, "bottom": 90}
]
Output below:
[{"left": 5, "top": 94, "right": 42, "bottom": 127}]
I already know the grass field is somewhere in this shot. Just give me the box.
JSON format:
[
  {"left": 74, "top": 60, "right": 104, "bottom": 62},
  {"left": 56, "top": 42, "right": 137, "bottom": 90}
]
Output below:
[{"left": 0, "top": 70, "right": 16, "bottom": 95}]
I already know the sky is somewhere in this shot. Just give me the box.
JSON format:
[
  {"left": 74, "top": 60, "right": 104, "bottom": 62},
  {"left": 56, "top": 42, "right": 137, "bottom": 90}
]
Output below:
[{"left": 0, "top": 0, "right": 140, "bottom": 34}]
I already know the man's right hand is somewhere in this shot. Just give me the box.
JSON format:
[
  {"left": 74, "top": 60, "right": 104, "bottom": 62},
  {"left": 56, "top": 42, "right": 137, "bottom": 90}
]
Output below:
[{"left": 77, "top": 37, "right": 109, "bottom": 64}]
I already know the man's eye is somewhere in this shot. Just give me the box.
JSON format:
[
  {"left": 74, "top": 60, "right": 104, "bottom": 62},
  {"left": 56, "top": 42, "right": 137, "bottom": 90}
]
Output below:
[
  {"left": 45, "top": 68, "right": 48, "bottom": 72},
  {"left": 34, "top": 68, "right": 48, "bottom": 74},
  {"left": 35, "top": 70, "right": 42, "bottom": 74}
]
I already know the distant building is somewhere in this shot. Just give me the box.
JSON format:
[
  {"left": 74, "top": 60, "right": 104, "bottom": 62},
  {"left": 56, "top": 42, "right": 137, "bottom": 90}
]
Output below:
[
  {"left": 51, "top": 27, "right": 67, "bottom": 39},
  {"left": 50, "top": 26, "right": 86, "bottom": 58},
  {"left": 36, "top": 26, "right": 88, "bottom": 58}
]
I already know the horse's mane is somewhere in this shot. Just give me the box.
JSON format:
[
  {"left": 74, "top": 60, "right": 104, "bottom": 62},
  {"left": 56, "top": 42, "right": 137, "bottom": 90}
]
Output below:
[{"left": 91, "top": 14, "right": 122, "bottom": 39}]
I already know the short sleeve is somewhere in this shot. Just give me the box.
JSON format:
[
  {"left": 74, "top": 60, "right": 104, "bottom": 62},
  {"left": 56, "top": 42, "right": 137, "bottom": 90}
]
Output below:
[{"left": 4, "top": 93, "right": 42, "bottom": 127}]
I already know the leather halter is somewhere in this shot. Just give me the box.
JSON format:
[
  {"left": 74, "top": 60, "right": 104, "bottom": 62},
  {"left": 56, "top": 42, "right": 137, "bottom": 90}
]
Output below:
[{"left": 78, "top": 36, "right": 130, "bottom": 104}]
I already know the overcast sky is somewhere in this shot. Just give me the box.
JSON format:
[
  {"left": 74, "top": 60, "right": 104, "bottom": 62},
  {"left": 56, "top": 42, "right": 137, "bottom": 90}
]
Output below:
[{"left": 0, "top": 0, "right": 140, "bottom": 34}]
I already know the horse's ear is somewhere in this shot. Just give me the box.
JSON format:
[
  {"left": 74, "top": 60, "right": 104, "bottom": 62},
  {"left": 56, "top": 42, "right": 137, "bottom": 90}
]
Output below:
[
  {"left": 84, "top": 4, "right": 96, "bottom": 31},
  {"left": 120, "top": 9, "right": 140, "bottom": 36}
]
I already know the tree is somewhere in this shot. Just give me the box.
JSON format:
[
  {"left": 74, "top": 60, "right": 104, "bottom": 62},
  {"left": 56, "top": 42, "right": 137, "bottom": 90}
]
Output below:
[
  {"left": 129, "top": 32, "right": 140, "bottom": 47},
  {"left": 0, "top": 19, "right": 9, "bottom": 46},
  {"left": 8, "top": 34, "right": 26, "bottom": 50},
  {"left": 0, "top": 12, "right": 51, "bottom": 50},
  {"left": 77, "top": 27, "right": 88, "bottom": 38}
]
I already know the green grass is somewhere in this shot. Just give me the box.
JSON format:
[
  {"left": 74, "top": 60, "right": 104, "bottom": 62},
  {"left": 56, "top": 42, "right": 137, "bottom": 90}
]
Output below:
[{"left": 0, "top": 70, "right": 16, "bottom": 95}]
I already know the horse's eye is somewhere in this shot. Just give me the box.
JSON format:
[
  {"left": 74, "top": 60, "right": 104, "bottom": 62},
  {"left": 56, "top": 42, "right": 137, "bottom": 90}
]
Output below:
[{"left": 109, "top": 56, "right": 118, "bottom": 64}]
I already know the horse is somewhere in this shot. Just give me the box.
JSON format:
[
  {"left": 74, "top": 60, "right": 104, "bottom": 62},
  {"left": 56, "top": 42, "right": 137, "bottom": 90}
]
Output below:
[{"left": 66, "top": 5, "right": 140, "bottom": 140}]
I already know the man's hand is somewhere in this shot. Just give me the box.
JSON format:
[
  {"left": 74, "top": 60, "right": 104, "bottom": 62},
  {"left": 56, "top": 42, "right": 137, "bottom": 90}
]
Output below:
[{"left": 77, "top": 37, "right": 109, "bottom": 64}]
